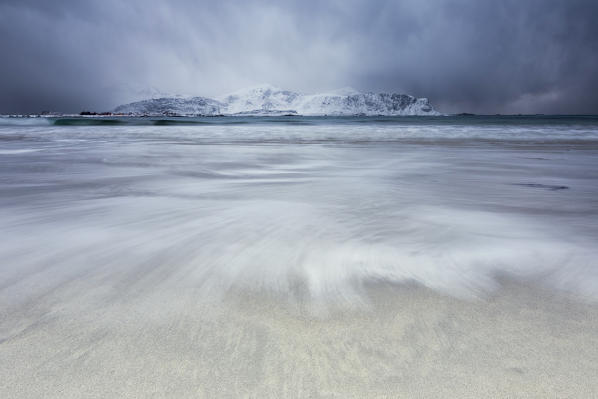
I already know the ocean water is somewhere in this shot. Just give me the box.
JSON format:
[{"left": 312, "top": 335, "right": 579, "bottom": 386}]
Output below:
[{"left": 1, "top": 115, "right": 598, "bottom": 306}]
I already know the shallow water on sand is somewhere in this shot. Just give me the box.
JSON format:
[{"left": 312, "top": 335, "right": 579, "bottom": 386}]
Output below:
[
  {"left": 1, "top": 116, "right": 598, "bottom": 304},
  {"left": 1, "top": 116, "right": 598, "bottom": 397}
]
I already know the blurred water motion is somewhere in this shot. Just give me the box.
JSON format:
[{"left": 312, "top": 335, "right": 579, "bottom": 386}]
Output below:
[{"left": 1, "top": 116, "right": 598, "bottom": 306}]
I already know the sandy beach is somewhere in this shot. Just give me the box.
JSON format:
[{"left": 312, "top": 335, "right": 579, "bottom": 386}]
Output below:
[
  {"left": 1, "top": 277, "right": 597, "bottom": 398},
  {"left": 2, "top": 119, "right": 598, "bottom": 397}
]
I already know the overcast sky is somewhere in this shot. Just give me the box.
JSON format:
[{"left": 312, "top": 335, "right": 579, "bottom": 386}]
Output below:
[{"left": 1, "top": 0, "right": 597, "bottom": 114}]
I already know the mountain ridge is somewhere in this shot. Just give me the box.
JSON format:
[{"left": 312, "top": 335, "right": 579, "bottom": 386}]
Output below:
[{"left": 114, "top": 85, "right": 441, "bottom": 116}]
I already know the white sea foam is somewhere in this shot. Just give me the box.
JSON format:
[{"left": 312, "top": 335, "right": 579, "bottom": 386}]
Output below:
[
  {"left": 0, "top": 120, "right": 597, "bottom": 307},
  {"left": 0, "top": 148, "right": 41, "bottom": 154}
]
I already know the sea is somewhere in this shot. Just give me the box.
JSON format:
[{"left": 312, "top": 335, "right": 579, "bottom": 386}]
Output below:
[{"left": 1, "top": 115, "right": 598, "bottom": 304}]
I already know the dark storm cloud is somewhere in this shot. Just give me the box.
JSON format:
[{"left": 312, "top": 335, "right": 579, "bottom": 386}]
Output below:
[{"left": 0, "top": 0, "right": 597, "bottom": 114}]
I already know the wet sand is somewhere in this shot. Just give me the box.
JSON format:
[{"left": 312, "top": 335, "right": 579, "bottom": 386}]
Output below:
[{"left": 2, "top": 279, "right": 597, "bottom": 398}]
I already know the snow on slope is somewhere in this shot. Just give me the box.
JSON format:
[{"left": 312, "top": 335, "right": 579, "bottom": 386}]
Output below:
[
  {"left": 113, "top": 96, "right": 223, "bottom": 116},
  {"left": 217, "top": 84, "right": 300, "bottom": 114},
  {"left": 296, "top": 92, "right": 437, "bottom": 116},
  {"left": 114, "top": 85, "right": 441, "bottom": 116}
]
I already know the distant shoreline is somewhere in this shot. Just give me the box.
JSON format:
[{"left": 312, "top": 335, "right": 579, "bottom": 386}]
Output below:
[{"left": 3, "top": 113, "right": 598, "bottom": 118}]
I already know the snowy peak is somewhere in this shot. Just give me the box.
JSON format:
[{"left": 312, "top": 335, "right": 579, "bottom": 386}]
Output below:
[
  {"left": 217, "top": 83, "right": 284, "bottom": 100},
  {"left": 113, "top": 85, "right": 440, "bottom": 116},
  {"left": 218, "top": 85, "right": 301, "bottom": 114},
  {"left": 319, "top": 87, "right": 362, "bottom": 96}
]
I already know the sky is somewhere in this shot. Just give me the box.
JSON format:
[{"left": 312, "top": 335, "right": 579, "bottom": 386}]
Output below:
[{"left": 0, "top": 0, "right": 597, "bottom": 114}]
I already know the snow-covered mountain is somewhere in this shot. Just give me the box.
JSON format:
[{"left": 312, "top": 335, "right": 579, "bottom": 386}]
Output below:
[
  {"left": 113, "top": 96, "right": 222, "bottom": 116},
  {"left": 113, "top": 85, "right": 440, "bottom": 116}
]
